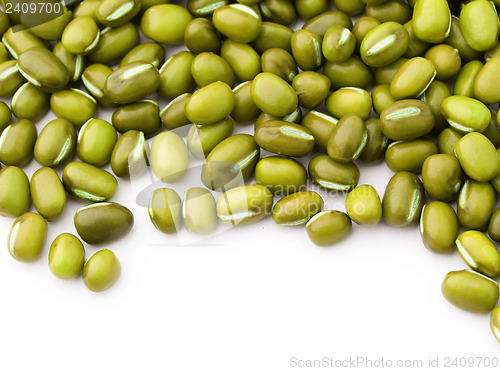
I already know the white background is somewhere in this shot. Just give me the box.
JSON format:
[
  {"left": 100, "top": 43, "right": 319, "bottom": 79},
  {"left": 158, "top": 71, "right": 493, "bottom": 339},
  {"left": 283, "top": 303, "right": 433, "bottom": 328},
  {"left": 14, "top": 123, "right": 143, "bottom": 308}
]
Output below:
[{"left": 1, "top": 1, "right": 499, "bottom": 370}]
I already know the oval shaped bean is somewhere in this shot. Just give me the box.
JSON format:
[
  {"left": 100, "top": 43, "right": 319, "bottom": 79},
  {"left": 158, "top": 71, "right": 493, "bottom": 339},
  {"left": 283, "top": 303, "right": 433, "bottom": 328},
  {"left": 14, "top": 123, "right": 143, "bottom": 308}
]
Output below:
[
  {"left": 255, "top": 120, "right": 314, "bottom": 157},
  {"left": 183, "top": 187, "right": 217, "bottom": 235},
  {"left": 221, "top": 40, "right": 261, "bottom": 82},
  {"left": 457, "top": 180, "right": 495, "bottom": 231},
  {"left": 442, "top": 270, "right": 499, "bottom": 313},
  {"left": 455, "top": 132, "right": 500, "bottom": 182},
  {"left": 81, "top": 64, "right": 116, "bottom": 107},
  {"left": 412, "top": 0, "right": 450, "bottom": 43},
  {"left": 309, "top": 154, "right": 359, "bottom": 191},
  {"left": 61, "top": 16, "right": 100, "bottom": 55},
  {"left": 460, "top": 0, "right": 499, "bottom": 52},
  {"left": 104, "top": 62, "right": 160, "bottom": 104},
  {"left": 202, "top": 134, "right": 259, "bottom": 190},
  {"left": 8, "top": 212, "right": 47, "bottom": 263},
  {"left": 141, "top": 4, "right": 192, "bottom": 44},
  {"left": 30, "top": 167, "right": 66, "bottom": 221},
  {"left": 0, "top": 166, "right": 30, "bottom": 218},
  {"left": 217, "top": 184, "right": 273, "bottom": 226},
  {"left": 474, "top": 56, "right": 500, "bottom": 105},
  {"left": 382, "top": 171, "right": 424, "bottom": 227},
  {"left": 17, "top": 48, "right": 69, "bottom": 93},
  {"left": 83, "top": 249, "right": 121, "bottom": 292},
  {"left": 89, "top": 22, "right": 140, "bottom": 65},
  {"left": 420, "top": 201, "right": 458, "bottom": 254},
  {"left": 213, "top": 4, "right": 261, "bottom": 43},
  {"left": 34, "top": 118, "right": 76, "bottom": 167},
  {"left": 185, "top": 81, "right": 235, "bottom": 126},
  {"left": 456, "top": 231, "right": 500, "bottom": 279},
  {"left": 77, "top": 118, "right": 117, "bottom": 167},
  {"left": 326, "top": 87, "right": 372, "bottom": 120},
  {"left": 345, "top": 184, "right": 382, "bottom": 226},
  {"left": 112, "top": 100, "right": 161, "bottom": 137},
  {"left": 149, "top": 188, "right": 182, "bottom": 234},
  {"left": 380, "top": 99, "right": 434, "bottom": 140},
  {"left": 51, "top": 89, "right": 97, "bottom": 128},
  {"left": 291, "top": 29, "right": 323, "bottom": 71},
  {"left": 421, "top": 154, "right": 462, "bottom": 202},
  {"left": 191, "top": 52, "right": 235, "bottom": 88},
  {"left": 359, "top": 118, "right": 388, "bottom": 162},
  {"left": 62, "top": 162, "right": 118, "bottom": 202},
  {"left": 251, "top": 72, "right": 298, "bottom": 117},
  {"left": 385, "top": 138, "right": 438, "bottom": 173},
  {"left": 390, "top": 57, "right": 436, "bottom": 99},
  {"left": 11, "top": 83, "right": 50, "bottom": 122},
  {"left": 48, "top": 233, "right": 85, "bottom": 280},
  {"left": 441, "top": 95, "right": 490, "bottom": 134},
  {"left": 306, "top": 210, "right": 352, "bottom": 246},
  {"left": 327, "top": 114, "right": 367, "bottom": 163},
  {"left": 96, "top": 0, "right": 141, "bottom": 27},
  {"left": 301, "top": 111, "right": 338, "bottom": 153},
  {"left": 150, "top": 131, "right": 190, "bottom": 183},
  {"left": 0, "top": 119, "right": 37, "bottom": 166},
  {"left": 255, "top": 156, "right": 307, "bottom": 195},
  {"left": 75, "top": 202, "right": 133, "bottom": 244},
  {"left": 110, "top": 130, "right": 148, "bottom": 178},
  {"left": 360, "top": 21, "right": 409, "bottom": 67},
  {"left": 272, "top": 191, "right": 323, "bottom": 226}
]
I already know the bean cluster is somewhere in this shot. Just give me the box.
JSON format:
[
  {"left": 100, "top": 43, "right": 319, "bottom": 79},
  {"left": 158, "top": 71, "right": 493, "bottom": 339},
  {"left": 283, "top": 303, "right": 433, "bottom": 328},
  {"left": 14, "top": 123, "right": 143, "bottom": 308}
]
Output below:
[{"left": 0, "top": 0, "right": 499, "bottom": 344}]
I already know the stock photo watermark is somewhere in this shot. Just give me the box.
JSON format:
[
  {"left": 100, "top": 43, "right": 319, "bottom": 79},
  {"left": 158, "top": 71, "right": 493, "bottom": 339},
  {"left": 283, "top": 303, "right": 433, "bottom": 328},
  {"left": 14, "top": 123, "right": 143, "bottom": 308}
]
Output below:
[
  {"left": 289, "top": 356, "right": 499, "bottom": 369},
  {"left": 1, "top": 0, "right": 76, "bottom": 29}
]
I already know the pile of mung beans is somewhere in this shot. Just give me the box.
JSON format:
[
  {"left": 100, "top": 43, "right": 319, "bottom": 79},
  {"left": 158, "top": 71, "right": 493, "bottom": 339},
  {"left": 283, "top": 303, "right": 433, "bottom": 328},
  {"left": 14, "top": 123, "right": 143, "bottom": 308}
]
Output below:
[{"left": 0, "top": 0, "right": 499, "bottom": 344}]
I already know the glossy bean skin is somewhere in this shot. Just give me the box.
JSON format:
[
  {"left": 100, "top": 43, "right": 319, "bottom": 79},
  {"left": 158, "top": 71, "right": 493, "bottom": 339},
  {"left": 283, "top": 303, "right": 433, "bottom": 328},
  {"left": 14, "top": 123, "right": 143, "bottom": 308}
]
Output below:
[
  {"left": 8, "top": 212, "right": 47, "bottom": 263},
  {"left": 456, "top": 231, "right": 500, "bottom": 279},
  {"left": 201, "top": 134, "right": 260, "bottom": 191},
  {"left": 382, "top": 171, "right": 424, "bottom": 227},
  {"left": 183, "top": 188, "right": 217, "bottom": 234},
  {"left": 272, "top": 191, "right": 323, "bottom": 226},
  {"left": 74, "top": 202, "right": 133, "bottom": 245},
  {"left": 306, "top": 210, "right": 352, "bottom": 246},
  {"left": 48, "top": 233, "right": 85, "bottom": 280},
  {"left": 30, "top": 167, "right": 66, "bottom": 221},
  {"left": 83, "top": 249, "right": 121, "bottom": 292},
  {"left": 442, "top": 270, "right": 499, "bottom": 313},
  {"left": 420, "top": 201, "right": 458, "bottom": 254},
  {"left": 217, "top": 184, "right": 273, "bottom": 226}
]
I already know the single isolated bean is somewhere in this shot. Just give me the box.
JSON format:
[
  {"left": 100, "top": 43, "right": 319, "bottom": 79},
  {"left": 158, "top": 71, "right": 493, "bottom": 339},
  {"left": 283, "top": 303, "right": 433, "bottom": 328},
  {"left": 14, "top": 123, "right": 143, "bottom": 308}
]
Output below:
[
  {"left": 8, "top": 212, "right": 47, "bottom": 263},
  {"left": 82, "top": 249, "right": 121, "bottom": 292},
  {"left": 306, "top": 210, "right": 352, "bottom": 246},
  {"left": 442, "top": 270, "right": 499, "bottom": 313},
  {"left": 48, "top": 233, "right": 85, "bottom": 280}
]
